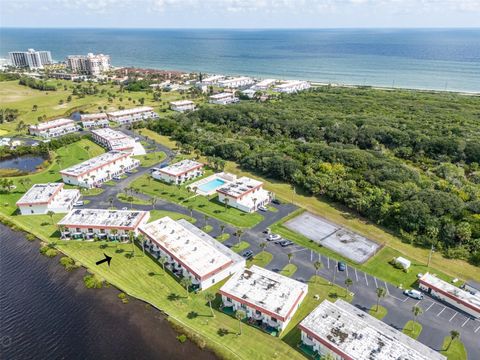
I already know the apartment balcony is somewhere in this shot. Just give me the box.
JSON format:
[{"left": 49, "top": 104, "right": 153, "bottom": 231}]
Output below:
[{"left": 252, "top": 312, "right": 264, "bottom": 321}]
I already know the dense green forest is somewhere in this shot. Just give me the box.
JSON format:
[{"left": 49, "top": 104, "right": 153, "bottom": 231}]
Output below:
[{"left": 147, "top": 87, "right": 480, "bottom": 266}]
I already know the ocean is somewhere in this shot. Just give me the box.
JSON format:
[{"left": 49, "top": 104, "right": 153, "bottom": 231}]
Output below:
[{"left": 0, "top": 28, "right": 479, "bottom": 92}]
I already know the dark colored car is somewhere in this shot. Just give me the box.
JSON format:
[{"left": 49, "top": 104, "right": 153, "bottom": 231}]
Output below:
[
  {"left": 337, "top": 262, "right": 346, "bottom": 271},
  {"left": 272, "top": 199, "right": 281, "bottom": 205},
  {"left": 242, "top": 250, "right": 254, "bottom": 260},
  {"left": 279, "top": 240, "right": 294, "bottom": 247}
]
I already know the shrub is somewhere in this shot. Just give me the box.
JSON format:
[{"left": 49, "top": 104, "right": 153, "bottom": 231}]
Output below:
[
  {"left": 59, "top": 256, "right": 78, "bottom": 271},
  {"left": 39, "top": 244, "right": 58, "bottom": 257},
  {"left": 117, "top": 292, "right": 127, "bottom": 300},
  {"left": 26, "top": 233, "right": 37, "bottom": 242},
  {"left": 176, "top": 334, "right": 187, "bottom": 343},
  {"left": 83, "top": 274, "right": 103, "bottom": 289}
]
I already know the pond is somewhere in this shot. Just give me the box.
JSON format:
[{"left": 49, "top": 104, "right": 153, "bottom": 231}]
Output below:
[{"left": 0, "top": 155, "right": 46, "bottom": 172}]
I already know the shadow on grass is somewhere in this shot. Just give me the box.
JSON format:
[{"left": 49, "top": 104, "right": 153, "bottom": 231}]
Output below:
[{"left": 167, "top": 293, "right": 181, "bottom": 301}]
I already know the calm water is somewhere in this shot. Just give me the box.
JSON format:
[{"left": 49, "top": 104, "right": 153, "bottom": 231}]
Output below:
[
  {"left": 1, "top": 28, "right": 479, "bottom": 92},
  {"left": 0, "top": 155, "right": 46, "bottom": 172},
  {"left": 0, "top": 224, "right": 217, "bottom": 360}
]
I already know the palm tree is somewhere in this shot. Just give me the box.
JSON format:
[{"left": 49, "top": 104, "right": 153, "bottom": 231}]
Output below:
[
  {"left": 127, "top": 196, "right": 134, "bottom": 209},
  {"left": 159, "top": 255, "right": 168, "bottom": 271},
  {"left": 110, "top": 228, "right": 118, "bottom": 242},
  {"left": 204, "top": 215, "right": 209, "bottom": 227},
  {"left": 235, "top": 310, "right": 246, "bottom": 335},
  {"left": 204, "top": 292, "right": 216, "bottom": 317},
  {"left": 151, "top": 197, "right": 157, "bottom": 210},
  {"left": 128, "top": 231, "right": 136, "bottom": 256},
  {"left": 411, "top": 305, "right": 423, "bottom": 331},
  {"left": 188, "top": 205, "right": 194, "bottom": 217},
  {"left": 47, "top": 210, "right": 55, "bottom": 225},
  {"left": 236, "top": 229, "right": 243, "bottom": 244},
  {"left": 84, "top": 145, "right": 90, "bottom": 153},
  {"left": 108, "top": 196, "right": 114, "bottom": 209},
  {"left": 287, "top": 252, "right": 294, "bottom": 264},
  {"left": 137, "top": 233, "right": 146, "bottom": 256},
  {"left": 259, "top": 241, "right": 267, "bottom": 253},
  {"left": 180, "top": 277, "right": 192, "bottom": 298},
  {"left": 58, "top": 225, "right": 66, "bottom": 239},
  {"left": 314, "top": 260, "right": 323, "bottom": 277},
  {"left": 375, "top": 287, "right": 387, "bottom": 312},
  {"left": 220, "top": 224, "right": 226, "bottom": 234},
  {"left": 447, "top": 330, "right": 460, "bottom": 350},
  {"left": 252, "top": 197, "right": 257, "bottom": 211},
  {"left": 224, "top": 197, "right": 229, "bottom": 211},
  {"left": 344, "top": 278, "right": 353, "bottom": 297},
  {"left": 90, "top": 175, "right": 96, "bottom": 186}
]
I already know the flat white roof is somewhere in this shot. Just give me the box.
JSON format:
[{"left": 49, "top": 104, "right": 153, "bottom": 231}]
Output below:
[
  {"left": 58, "top": 209, "right": 148, "bottom": 230},
  {"left": 255, "top": 79, "right": 277, "bottom": 87},
  {"left": 220, "top": 76, "right": 253, "bottom": 84},
  {"left": 420, "top": 273, "right": 480, "bottom": 312},
  {"left": 209, "top": 92, "right": 236, "bottom": 100},
  {"left": 157, "top": 159, "right": 203, "bottom": 177},
  {"left": 300, "top": 300, "right": 446, "bottom": 360},
  {"left": 219, "top": 265, "right": 308, "bottom": 320},
  {"left": 107, "top": 106, "right": 154, "bottom": 117},
  {"left": 139, "top": 217, "right": 239, "bottom": 279},
  {"left": 202, "top": 75, "right": 224, "bottom": 82},
  {"left": 275, "top": 80, "right": 310, "bottom": 89},
  {"left": 170, "top": 100, "right": 194, "bottom": 106},
  {"left": 92, "top": 128, "right": 135, "bottom": 150},
  {"left": 80, "top": 113, "right": 108, "bottom": 120},
  {"left": 30, "top": 118, "right": 74, "bottom": 131},
  {"left": 16, "top": 183, "right": 64, "bottom": 205},
  {"left": 60, "top": 150, "right": 129, "bottom": 177},
  {"left": 217, "top": 176, "right": 263, "bottom": 198}
]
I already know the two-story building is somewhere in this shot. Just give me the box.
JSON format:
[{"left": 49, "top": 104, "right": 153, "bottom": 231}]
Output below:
[
  {"left": 208, "top": 92, "right": 239, "bottom": 105},
  {"left": 16, "top": 183, "right": 80, "bottom": 215},
  {"left": 152, "top": 159, "right": 204, "bottom": 185},
  {"left": 219, "top": 265, "right": 308, "bottom": 334},
  {"left": 29, "top": 118, "right": 79, "bottom": 138},
  {"left": 80, "top": 113, "right": 109, "bottom": 129},
  {"left": 58, "top": 209, "right": 150, "bottom": 240},
  {"left": 60, "top": 150, "right": 140, "bottom": 188},
  {"left": 139, "top": 216, "right": 245, "bottom": 290},
  {"left": 216, "top": 176, "right": 270, "bottom": 213},
  {"left": 170, "top": 100, "right": 196, "bottom": 112},
  {"left": 106, "top": 106, "right": 159, "bottom": 124},
  {"left": 273, "top": 80, "right": 311, "bottom": 94}
]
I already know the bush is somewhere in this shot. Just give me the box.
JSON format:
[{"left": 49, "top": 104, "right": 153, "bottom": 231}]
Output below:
[
  {"left": 176, "top": 334, "right": 187, "bottom": 343},
  {"left": 117, "top": 292, "right": 127, "bottom": 300},
  {"left": 59, "top": 256, "right": 78, "bottom": 271},
  {"left": 83, "top": 274, "right": 103, "bottom": 289},
  {"left": 26, "top": 233, "right": 37, "bottom": 242},
  {"left": 39, "top": 244, "right": 58, "bottom": 257}
]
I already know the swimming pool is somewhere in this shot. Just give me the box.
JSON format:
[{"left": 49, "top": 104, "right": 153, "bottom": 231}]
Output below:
[{"left": 198, "top": 178, "right": 226, "bottom": 193}]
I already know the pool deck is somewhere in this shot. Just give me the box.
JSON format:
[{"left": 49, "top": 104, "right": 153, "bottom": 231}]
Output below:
[{"left": 188, "top": 172, "right": 236, "bottom": 196}]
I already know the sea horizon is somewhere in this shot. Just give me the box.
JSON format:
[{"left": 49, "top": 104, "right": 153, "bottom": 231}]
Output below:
[{"left": 1, "top": 28, "right": 479, "bottom": 92}]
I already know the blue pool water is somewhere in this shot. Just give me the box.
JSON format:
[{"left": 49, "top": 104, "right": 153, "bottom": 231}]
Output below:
[{"left": 199, "top": 178, "right": 226, "bottom": 193}]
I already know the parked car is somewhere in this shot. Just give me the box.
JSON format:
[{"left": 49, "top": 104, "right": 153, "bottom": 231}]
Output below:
[
  {"left": 337, "top": 262, "right": 346, "bottom": 271},
  {"left": 258, "top": 205, "right": 268, "bottom": 212},
  {"left": 113, "top": 176, "right": 121, "bottom": 180},
  {"left": 272, "top": 199, "right": 281, "bottom": 205},
  {"left": 267, "top": 234, "right": 281, "bottom": 241},
  {"left": 279, "top": 240, "right": 294, "bottom": 247},
  {"left": 121, "top": 207, "right": 128, "bottom": 210},
  {"left": 404, "top": 289, "right": 424, "bottom": 300},
  {"left": 263, "top": 228, "right": 271, "bottom": 235},
  {"left": 73, "top": 201, "right": 84, "bottom": 206},
  {"left": 242, "top": 250, "right": 254, "bottom": 260},
  {"left": 125, "top": 170, "right": 133, "bottom": 174}
]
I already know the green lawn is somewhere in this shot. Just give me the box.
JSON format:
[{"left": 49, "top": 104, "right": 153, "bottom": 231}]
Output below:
[
  {"left": 79, "top": 187, "right": 104, "bottom": 196},
  {"left": 402, "top": 321, "right": 422, "bottom": 340},
  {"left": 139, "top": 128, "right": 178, "bottom": 149},
  {"left": 247, "top": 251, "right": 273, "bottom": 268},
  {"left": 117, "top": 193, "right": 151, "bottom": 206},
  {"left": 133, "top": 151, "right": 166, "bottom": 167},
  {"left": 131, "top": 174, "right": 263, "bottom": 228},
  {"left": 148, "top": 209, "right": 196, "bottom": 223},
  {"left": 440, "top": 338, "right": 468, "bottom": 360},
  {"left": 202, "top": 225, "right": 213, "bottom": 233},
  {"left": 216, "top": 233, "right": 230, "bottom": 242},
  {"left": 280, "top": 264, "right": 297, "bottom": 277},
  {"left": 368, "top": 305, "right": 388, "bottom": 320},
  {"left": 270, "top": 209, "right": 456, "bottom": 288},
  {"left": 231, "top": 241, "right": 250, "bottom": 253}
]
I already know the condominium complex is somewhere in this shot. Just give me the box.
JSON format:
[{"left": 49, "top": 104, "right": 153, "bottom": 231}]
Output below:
[
  {"left": 298, "top": 299, "right": 446, "bottom": 360},
  {"left": 419, "top": 273, "right": 480, "bottom": 318},
  {"left": 16, "top": 183, "right": 80, "bottom": 215},
  {"left": 218, "top": 76, "right": 255, "bottom": 89},
  {"left": 9, "top": 49, "right": 52, "bottom": 69},
  {"left": 152, "top": 159, "right": 204, "bottom": 185},
  {"left": 170, "top": 100, "right": 196, "bottom": 112},
  {"left": 219, "top": 265, "right": 308, "bottom": 333},
  {"left": 60, "top": 150, "right": 140, "bottom": 188},
  {"left": 139, "top": 217, "right": 245, "bottom": 290},
  {"left": 273, "top": 80, "right": 311, "bottom": 94},
  {"left": 91, "top": 128, "right": 136, "bottom": 153},
  {"left": 106, "top": 106, "right": 159, "bottom": 124},
  {"left": 79, "top": 113, "right": 109, "bottom": 129},
  {"left": 201, "top": 75, "right": 225, "bottom": 85},
  {"left": 209, "top": 92, "right": 240, "bottom": 105},
  {"left": 252, "top": 79, "right": 277, "bottom": 90},
  {"left": 66, "top": 53, "right": 111, "bottom": 75},
  {"left": 28, "top": 118, "right": 79, "bottom": 138},
  {"left": 217, "top": 176, "right": 270, "bottom": 213},
  {"left": 58, "top": 209, "right": 150, "bottom": 240}
]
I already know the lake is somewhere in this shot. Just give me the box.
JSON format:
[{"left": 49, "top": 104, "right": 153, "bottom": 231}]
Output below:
[{"left": 0, "top": 155, "right": 46, "bottom": 172}]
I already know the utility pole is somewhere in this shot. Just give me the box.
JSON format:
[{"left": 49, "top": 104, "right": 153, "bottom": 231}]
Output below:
[{"left": 427, "top": 244, "right": 435, "bottom": 268}]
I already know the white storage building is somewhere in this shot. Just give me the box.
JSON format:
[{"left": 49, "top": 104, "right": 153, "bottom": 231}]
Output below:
[{"left": 16, "top": 183, "right": 80, "bottom": 215}]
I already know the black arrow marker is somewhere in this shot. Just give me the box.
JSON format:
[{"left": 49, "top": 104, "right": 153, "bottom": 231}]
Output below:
[{"left": 96, "top": 253, "right": 112, "bottom": 266}]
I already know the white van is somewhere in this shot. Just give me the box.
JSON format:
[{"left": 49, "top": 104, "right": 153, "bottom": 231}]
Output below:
[{"left": 404, "top": 289, "right": 424, "bottom": 300}]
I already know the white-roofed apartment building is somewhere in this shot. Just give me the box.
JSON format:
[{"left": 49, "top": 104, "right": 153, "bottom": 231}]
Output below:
[
  {"left": 80, "top": 113, "right": 109, "bottom": 129},
  {"left": 106, "top": 106, "right": 159, "bottom": 125},
  {"left": 29, "top": 118, "right": 79, "bottom": 138},
  {"left": 209, "top": 92, "right": 239, "bottom": 105},
  {"left": 58, "top": 208, "right": 150, "bottom": 240},
  {"left": 216, "top": 176, "right": 271, "bottom": 213},
  {"left": 170, "top": 100, "right": 196, "bottom": 112},
  {"left": 139, "top": 216, "right": 245, "bottom": 290},
  {"left": 16, "top": 183, "right": 80, "bottom": 215},
  {"left": 219, "top": 265, "right": 308, "bottom": 335},
  {"left": 152, "top": 159, "right": 204, "bottom": 185}
]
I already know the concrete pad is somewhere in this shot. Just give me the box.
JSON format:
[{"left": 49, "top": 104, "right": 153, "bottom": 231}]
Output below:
[{"left": 284, "top": 211, "right": 381, "bottom": 263}]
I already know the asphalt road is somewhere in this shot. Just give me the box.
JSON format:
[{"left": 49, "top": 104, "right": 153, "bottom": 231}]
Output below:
[{"left": 82, "top": 128, "right": 479, "bottom": 359}]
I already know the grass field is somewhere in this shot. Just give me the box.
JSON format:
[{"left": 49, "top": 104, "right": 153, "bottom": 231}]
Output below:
[
  {"left": 139, "top": 128, "right": 178, "bottom": 149},
  {"left": 231, "top": 241, "right": 250, "bottom": 253},
  {"left": 368, "top": 305, "right": 388, "bottom": 320},
  {"left": 247, "top": 251, "right": 273, "bottom": 268},
  {"left": 440, "top": 338, "right": 468, "bottom": 360},
  {"left": 0, "top": 80, "right": 187, "bottom": 135},
  {"left": 133, "top": 151, "right": 166, "bottom": 167},
  {"left": 117, "top": 193, "right": 151, "bottom": 206},
  {"left": 402, "top": 321, "right": 422, "bottom": 340},
  {"left": 131, "top": 174, "right": 263, "bottom": 228},
  {"left": 280, "top": 264, "right": 297, "bottom": 277}
]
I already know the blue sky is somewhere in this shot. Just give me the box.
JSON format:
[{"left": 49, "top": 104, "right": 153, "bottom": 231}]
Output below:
[{"left": 1, "top": 0, "right": 479, "bottom": 28}]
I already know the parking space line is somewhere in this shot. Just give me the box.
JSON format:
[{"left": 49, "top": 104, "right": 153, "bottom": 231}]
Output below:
[
  {"left": 475, "top": 324, "right": 480, "bottom": 333},
  {"left": 414, "top": 300, "right": 421, "bottom": 307},
  {"left": 449, "top": 313, "right": 458, "bottom": 322},
  {"left": 425, "top": 302, "right": 435, "bottom": 312},
  {"left": 437, "top": 306, "right": 446, "bottom": 317},
  {"left": 346, "top": 265, "right": 349, "bottom": 278},
  {"left": 384, "top": 281, "right": 389, "bottom": 295},
  {"left": 354, "top": 268, "right": 358, "bottom": 282},
  {"left": 374, "top": 277, "right": 378, "bottom": 288},
  {"left": 402, "top": 297, "right": 409, "bottom": 302},
  {"left": 327, "top": 257, "right": 330, "bottom": 269},
  {"left": 461, "top": 318, "right": 470, "bottom": 327},
  {"left": 364, "top": 272, "right": 369, "bottom": 286}
]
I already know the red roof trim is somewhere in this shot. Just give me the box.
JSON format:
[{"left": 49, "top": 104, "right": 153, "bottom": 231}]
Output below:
[
  {"left": 60, "top": 152, "right": 130, "bottom": 178},
  {"left": 16, "top": 183, "right": 64, "bottom": 206},
  {"left": 216, "top": 183, "right": 262, "bottom": 200},
  {"left": 298, "top": 324, "right": 354, "bottom": 360},
  {"left": 157, "top": 163, "right": 204, "bottom": 177}
]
